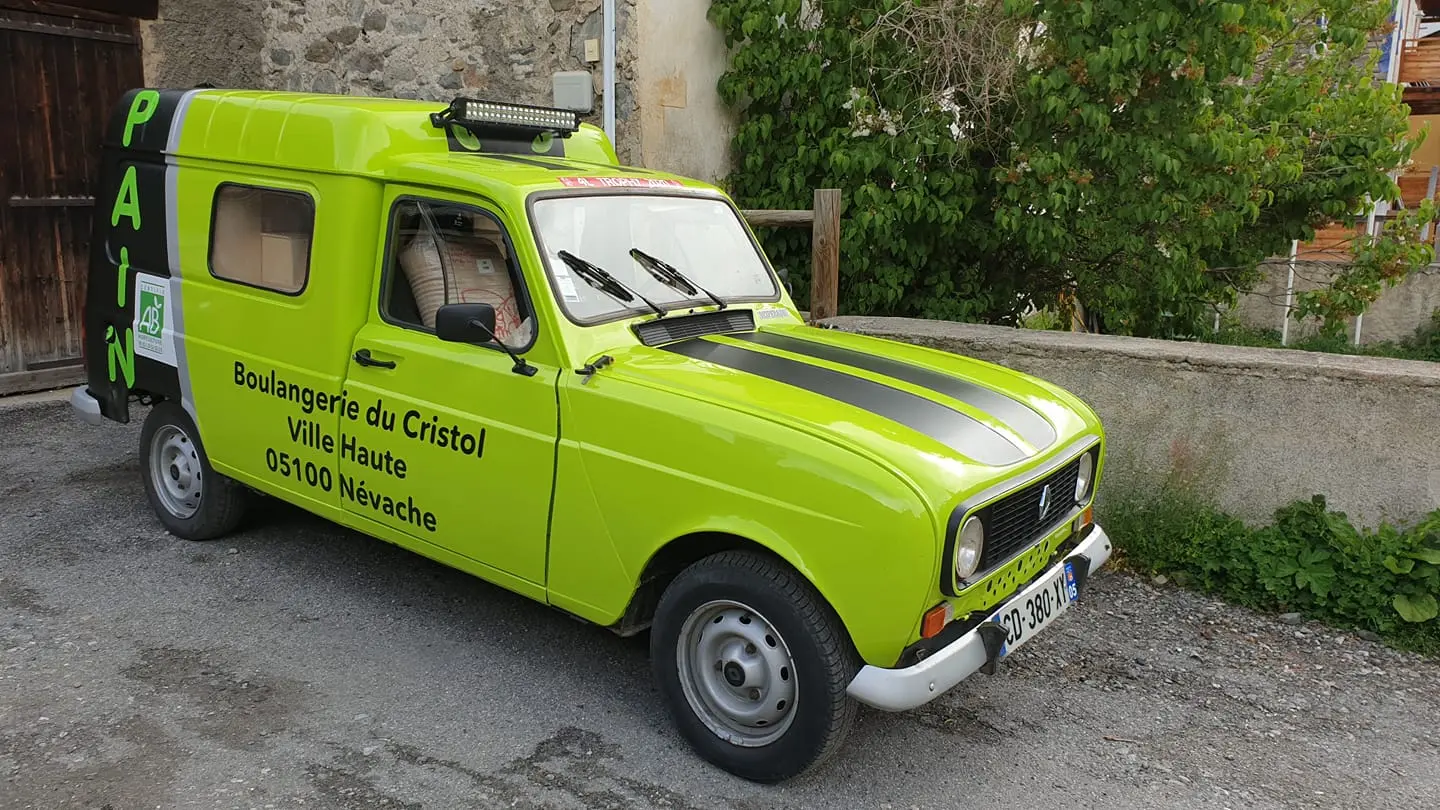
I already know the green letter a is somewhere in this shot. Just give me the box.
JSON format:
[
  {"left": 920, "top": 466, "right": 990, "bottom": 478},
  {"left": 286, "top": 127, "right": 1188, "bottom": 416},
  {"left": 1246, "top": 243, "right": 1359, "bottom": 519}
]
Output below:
[{"left": 112, "top": 166, "right": 141, "bottom": 231}]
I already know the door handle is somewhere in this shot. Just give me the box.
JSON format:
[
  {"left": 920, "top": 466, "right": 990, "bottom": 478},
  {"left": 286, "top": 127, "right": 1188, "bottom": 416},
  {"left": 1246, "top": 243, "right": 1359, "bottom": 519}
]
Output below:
[{"left": 353, "top": 348, "right": 396, "bottom": 369}]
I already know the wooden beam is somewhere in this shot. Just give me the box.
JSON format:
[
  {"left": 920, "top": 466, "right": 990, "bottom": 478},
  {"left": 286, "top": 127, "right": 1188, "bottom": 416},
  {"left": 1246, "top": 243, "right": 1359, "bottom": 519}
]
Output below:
[
  {"left": 0, "top": 365, "right": 85, "bottom": 397},
  {"left": 0, "top": 1, "right": 156, "bottom": 21},
  {"left": 742, "top": 209, "right": 814, "bottom": 228},
  {"left": 6, "top": 195, "right": 97, "bottom": 208},
  {"left": 0, "top": 15, "right": 136, "bottom": 42},
  {"left": 809, "top": 188, "right": 841, "bottom": 322},
  {"left": 1403, "top": 85, "right": 1440, "bottom": 115}
]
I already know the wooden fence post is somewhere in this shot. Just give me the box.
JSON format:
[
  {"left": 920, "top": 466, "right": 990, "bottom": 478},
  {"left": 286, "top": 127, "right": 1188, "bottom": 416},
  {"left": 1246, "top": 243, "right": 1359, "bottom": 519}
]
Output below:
[
  {"left": 741, "top": 189, "right": 842, "bottom": 323},
  {"left": 810, "top": 189, "right": 841, "bottom": 322}
]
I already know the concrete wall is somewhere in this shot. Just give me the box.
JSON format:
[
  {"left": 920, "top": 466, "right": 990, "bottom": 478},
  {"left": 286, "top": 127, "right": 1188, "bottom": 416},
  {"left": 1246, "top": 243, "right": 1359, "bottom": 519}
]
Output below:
[
  {"left": 137, "top": 0, "right": 736, "bottom": 177},
  {"left": 633, "top": 0, "right": 735, "bottom": 184},
  {"left": 1231, "top": 261, "right": 1440, "bottom": 345},
  {"left": 824, "top": 316, "right": 1440, "bottom": 529}
]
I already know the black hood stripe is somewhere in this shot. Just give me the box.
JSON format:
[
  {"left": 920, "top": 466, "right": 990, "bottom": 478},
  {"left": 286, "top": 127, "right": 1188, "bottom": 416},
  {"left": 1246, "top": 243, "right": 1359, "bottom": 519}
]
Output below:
[
  {"left": 729, "top": 331, "right": 1057, "bottom": 451},
  {"left": 663, "top": 339, "right": 1029, "bottom": 467}
]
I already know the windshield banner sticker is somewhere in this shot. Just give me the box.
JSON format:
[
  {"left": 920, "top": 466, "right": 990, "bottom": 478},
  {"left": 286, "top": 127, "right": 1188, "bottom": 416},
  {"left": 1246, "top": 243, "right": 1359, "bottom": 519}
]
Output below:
[
  {"left": 556, "top": 276, "right": 582, "bottom": 302},
  {"left": 557, "top": 177, "right": 683, "bottom": 189}
]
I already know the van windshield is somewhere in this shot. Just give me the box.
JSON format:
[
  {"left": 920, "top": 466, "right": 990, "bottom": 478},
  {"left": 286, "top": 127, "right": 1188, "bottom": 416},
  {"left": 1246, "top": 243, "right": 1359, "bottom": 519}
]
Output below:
[{"left": 530, "top": 193, "right": 778, "bottom": 323}]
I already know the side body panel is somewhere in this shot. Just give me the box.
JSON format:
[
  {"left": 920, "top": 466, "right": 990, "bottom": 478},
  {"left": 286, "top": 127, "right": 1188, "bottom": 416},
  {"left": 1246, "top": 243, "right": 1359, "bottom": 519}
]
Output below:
[
  {"left": 174, "top": 165, "right": 378, "bottom": 514},
  {"left": 338, "top": 323, "right": 561, "bottom": 584},
  {"left": 548, "top": 368, "right": 938, "bottom": 667}
]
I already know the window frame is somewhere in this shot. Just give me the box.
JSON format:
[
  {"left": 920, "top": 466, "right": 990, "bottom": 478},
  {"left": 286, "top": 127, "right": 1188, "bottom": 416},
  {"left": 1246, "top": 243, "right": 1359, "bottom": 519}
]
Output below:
[
  {"left": 524, "top": 186, "right": 784, "bottom": 328},
  {"left": 376, "top": 194, "right": 541, "bottom": 356},
  {"left": 205, "top": 181, "right": 317, "bottom": 297}
]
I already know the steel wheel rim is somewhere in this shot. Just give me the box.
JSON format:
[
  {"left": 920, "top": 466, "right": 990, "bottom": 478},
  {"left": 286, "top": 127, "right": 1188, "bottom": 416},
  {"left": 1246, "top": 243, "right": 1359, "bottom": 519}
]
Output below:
[
  {"left": 676, "top": 599, "right": 798, "bottom": 747},
  {"left": 149, "top": 424, "right": 202, "bottom": 519}
]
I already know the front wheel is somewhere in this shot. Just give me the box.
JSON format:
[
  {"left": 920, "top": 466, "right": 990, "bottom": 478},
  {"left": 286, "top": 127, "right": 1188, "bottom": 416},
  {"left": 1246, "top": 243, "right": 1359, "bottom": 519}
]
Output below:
[
  {"left": 651, "top": 550, "right": 860, "bottom": 783},
  {"left": 139, "top": 400, "right": 248, "bottom": 540}
]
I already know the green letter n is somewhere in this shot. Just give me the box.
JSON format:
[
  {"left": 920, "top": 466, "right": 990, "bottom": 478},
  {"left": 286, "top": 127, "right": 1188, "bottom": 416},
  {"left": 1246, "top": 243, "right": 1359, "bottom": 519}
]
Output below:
[{"left": 106, "top": 325, "right": 136, "bottom": 387}]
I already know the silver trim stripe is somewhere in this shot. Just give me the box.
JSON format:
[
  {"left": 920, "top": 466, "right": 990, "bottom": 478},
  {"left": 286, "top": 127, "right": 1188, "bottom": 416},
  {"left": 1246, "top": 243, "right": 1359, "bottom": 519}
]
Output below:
[{"left": 165, "top": 89, "right": 201, "bottom": 422}]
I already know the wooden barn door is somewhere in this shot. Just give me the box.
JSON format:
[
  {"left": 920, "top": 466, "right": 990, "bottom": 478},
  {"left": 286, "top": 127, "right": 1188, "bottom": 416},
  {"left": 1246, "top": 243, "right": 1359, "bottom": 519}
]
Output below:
[{"left": 0, "top": 2, "right": 146, "bottom": 395}]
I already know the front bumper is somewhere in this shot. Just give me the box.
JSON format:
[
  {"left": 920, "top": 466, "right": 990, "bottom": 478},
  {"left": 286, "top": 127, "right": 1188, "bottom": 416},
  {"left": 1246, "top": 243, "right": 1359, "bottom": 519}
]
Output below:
[
  {"left": 69, "top": 386, "right": 104, "bottom": 426},
  {"left": 846, "top": 523, "right": 1113, "bottom": 712}
]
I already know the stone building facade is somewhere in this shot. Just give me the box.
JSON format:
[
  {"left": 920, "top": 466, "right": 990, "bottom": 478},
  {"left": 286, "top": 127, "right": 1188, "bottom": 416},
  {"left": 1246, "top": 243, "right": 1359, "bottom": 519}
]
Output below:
[{"left": 138, "top": 0, "right": 732, "bottom": 180}]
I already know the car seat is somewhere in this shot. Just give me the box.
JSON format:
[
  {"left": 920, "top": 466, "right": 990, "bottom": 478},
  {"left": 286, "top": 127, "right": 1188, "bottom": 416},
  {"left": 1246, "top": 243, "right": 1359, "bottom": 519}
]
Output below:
[{"left": 398, "top": 211, "right": 532, "bottom": 347}]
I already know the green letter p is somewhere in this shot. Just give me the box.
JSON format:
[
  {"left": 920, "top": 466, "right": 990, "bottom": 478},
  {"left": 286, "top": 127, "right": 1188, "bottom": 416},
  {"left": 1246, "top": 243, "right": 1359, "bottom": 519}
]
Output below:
[{"left": 122, "top": 90, "right": 161, "bottom": 147}]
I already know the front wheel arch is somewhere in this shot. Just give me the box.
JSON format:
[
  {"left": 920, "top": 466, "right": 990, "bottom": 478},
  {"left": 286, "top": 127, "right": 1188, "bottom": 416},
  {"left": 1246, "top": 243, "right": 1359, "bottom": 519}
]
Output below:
[{"left": 612, "top": 532, "right": 859, "bottom": 657}]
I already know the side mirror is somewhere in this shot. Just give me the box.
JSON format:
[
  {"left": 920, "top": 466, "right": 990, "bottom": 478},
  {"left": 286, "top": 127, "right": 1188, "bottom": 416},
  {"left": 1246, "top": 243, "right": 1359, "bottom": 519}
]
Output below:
[{"left": 436, "top": 302, "right": 497, "bottom": 344}]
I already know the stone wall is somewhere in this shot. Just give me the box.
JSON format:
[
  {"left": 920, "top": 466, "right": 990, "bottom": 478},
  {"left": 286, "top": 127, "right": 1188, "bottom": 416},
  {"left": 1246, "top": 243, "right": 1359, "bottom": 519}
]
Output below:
[
  {"left": 825, "top": 316, "right": 1440, "bottom": 530},
  {"left": 141, "top": 0, "right": 645, "bottom": 164},
  {"left": 139, "top": 0, "right": 266, "bottom": 91}
]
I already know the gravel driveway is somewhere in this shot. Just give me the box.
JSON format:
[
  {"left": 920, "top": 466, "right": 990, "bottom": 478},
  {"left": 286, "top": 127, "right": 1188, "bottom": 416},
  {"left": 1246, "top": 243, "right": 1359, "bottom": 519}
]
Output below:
[{"left": 2, "top": 397, "right": 1438, "bottom": 810}]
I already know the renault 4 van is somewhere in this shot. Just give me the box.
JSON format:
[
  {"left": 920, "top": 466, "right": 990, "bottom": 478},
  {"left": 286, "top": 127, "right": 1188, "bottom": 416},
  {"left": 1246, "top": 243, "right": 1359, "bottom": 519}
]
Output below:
[{"left": 71, "top": 88, "right": 1113, "bottom": 783}]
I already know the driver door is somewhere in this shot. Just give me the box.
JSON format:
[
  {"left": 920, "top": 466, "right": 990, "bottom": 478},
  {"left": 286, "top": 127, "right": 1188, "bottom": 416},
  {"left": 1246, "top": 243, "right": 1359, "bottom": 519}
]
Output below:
[{"left": 338, "top": 188, "right": 558, "bottom": 588}]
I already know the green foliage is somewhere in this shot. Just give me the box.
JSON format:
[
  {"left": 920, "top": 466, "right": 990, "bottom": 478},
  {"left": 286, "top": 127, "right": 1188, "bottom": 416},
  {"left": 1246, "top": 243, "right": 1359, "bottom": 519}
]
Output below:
[
  {"left": 1107, "top": 490, "right": 1440, "bottom": 655},
  {"left": 1019, "top": 306, "right": 1065, "bottom": 331},
  {"left": 708, "top": 0, "right": 1431, "bottom": 337},
  {"left": 1401, "top": 305, "right": 1440, "bottom": 360},
  {"left": 711, "top": 0, "right": 997, "bottom": 321}
]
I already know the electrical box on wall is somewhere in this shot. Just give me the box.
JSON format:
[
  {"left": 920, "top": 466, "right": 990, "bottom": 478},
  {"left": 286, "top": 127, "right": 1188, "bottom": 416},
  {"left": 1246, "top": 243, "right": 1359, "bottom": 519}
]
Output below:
[{"left": 552, "top": 71, "right": 594, "bottom": 114}]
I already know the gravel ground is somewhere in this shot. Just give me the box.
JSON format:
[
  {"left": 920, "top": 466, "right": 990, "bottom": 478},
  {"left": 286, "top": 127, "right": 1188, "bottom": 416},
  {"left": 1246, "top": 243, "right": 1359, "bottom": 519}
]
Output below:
[{"left": 2, "top": 397, "right": 1438, "bottom": 810}]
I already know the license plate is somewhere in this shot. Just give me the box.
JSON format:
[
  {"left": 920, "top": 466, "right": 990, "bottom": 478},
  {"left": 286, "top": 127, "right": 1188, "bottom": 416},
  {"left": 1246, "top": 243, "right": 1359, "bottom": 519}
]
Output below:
[{"left": 987, "top": 561, "right": 1079, "bottom": 658}]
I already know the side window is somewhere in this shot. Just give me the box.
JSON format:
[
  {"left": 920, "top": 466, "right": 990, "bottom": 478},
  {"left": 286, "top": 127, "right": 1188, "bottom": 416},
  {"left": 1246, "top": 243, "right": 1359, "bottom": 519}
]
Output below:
[
  {"left": 382, "top": 199, "right": 535, "bottom": 350},
  {"left": 209, "top": 184, "right": 314, "bottom": 295}
]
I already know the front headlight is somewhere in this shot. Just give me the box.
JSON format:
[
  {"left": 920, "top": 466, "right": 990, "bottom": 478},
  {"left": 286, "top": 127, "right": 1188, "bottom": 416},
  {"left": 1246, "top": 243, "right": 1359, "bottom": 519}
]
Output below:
[
  {"left": 1075, "top": 452, "right": 1095, "bottom": 502},
  {"left": 954, "top": 515, "right": 985, "bottom": 580}
]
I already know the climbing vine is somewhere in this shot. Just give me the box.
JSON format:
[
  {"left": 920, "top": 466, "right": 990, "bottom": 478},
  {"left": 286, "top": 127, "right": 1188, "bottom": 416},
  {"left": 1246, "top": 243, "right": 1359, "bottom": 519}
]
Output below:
[{"left": 709, "top": 0, "right": 1430, "bottom": 337}]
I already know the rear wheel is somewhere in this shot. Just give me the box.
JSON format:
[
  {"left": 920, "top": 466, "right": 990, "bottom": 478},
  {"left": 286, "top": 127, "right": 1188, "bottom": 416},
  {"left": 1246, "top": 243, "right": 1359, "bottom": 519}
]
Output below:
[
  {"left": 651, "top": 550, "right": 860, "bottom": 783},
  {"left": 139, "top": 401, "right": 248, "bottom": 540}
]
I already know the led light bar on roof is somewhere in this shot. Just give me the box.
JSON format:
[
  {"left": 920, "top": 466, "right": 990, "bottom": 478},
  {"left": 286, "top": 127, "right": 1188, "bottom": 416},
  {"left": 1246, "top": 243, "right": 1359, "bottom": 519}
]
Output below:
[
  {"left": 430, "top": 97, "right": 580, "bottom": 136},
  {"left": 461, "top": 100, "right": 579, "bottom": 132}
]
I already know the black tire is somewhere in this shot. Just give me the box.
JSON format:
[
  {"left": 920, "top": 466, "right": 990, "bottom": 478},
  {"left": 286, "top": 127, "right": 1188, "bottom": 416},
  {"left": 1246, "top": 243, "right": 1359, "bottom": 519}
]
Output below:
[
  {"left": 651, "top": 549, "right": 861, "bottom": 783},
  {"left": 139, "top": 400, "right": 248, "bottom": 541}
]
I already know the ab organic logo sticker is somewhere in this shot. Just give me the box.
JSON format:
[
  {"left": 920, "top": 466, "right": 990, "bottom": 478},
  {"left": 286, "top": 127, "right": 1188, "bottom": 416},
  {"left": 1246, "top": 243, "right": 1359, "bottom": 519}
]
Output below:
[
  {"left": 132, "top": 273, "right": 176, "bottom": 367},
  {"left": 138, "top": 288, "right": 164, "bottom": 340}
]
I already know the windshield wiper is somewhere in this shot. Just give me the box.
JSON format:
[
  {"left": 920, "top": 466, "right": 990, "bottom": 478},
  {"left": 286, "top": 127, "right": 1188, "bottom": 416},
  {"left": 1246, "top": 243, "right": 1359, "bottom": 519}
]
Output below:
[
  {"left": 629, "top": 248, "right": 727, "bottom": 310},
  {"left": 556, "top": 250, "right": 668, "bottom": 317}
]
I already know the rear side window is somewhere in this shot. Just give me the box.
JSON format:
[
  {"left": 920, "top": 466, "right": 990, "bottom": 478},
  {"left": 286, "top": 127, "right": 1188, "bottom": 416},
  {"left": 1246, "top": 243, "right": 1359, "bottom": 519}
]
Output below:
[{"left": 209, "top": 184, "right": 315, "bottom": 295}]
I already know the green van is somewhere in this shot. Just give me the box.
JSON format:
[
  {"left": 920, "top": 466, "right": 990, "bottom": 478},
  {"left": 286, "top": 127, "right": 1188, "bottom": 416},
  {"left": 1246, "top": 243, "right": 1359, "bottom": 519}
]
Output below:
[{"left": 71, "top": 88, "right": 1113, "bottom": 782}]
